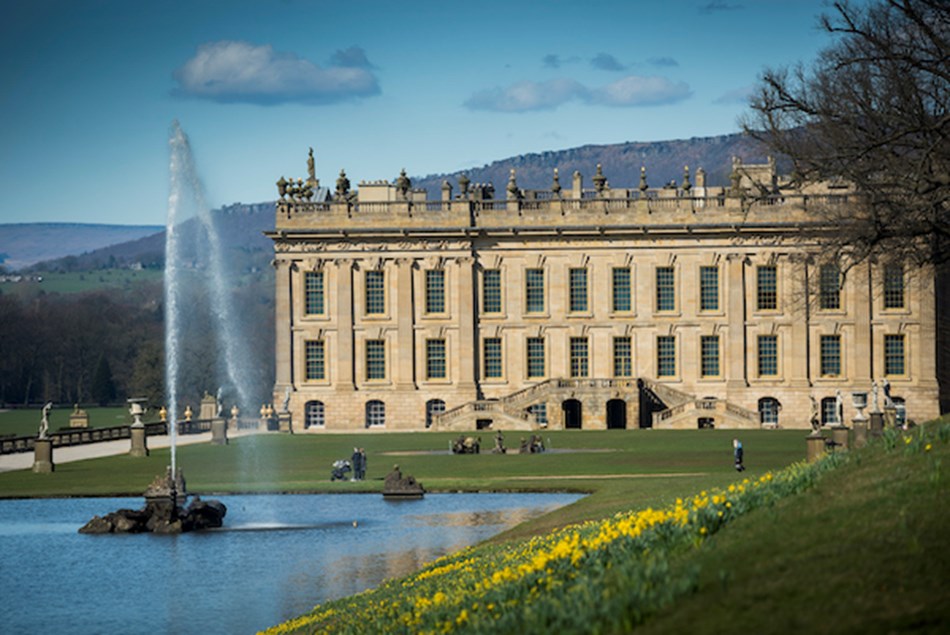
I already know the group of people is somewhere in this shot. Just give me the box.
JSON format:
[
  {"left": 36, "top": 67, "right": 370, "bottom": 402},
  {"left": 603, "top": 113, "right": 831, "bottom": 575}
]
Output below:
[{"left": 350, "top": 447, "right": 367, "bottom": 480}]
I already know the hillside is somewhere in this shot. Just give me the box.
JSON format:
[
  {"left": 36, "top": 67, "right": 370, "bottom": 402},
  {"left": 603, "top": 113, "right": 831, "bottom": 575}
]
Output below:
[
  {"left": 413, "top": 132, "right": 776, "bottom": 194},
  {"left": 28, "top": 202, "right": 274, "bottom": 273},
  {"left": 0, "top": 223, "right": 162, "bottom": 271}
]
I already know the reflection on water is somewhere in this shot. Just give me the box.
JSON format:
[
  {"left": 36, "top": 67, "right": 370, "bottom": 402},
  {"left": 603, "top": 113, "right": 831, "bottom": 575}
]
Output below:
[{"left": 0, "top": 492, "right": 580, "bottom": 635}]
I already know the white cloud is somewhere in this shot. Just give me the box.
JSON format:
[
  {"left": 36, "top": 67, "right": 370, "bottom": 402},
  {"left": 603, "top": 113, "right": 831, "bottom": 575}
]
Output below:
[
  {"left": 173, "top": 41, "right": 380, "bottom": 105},
  {"left": 589, "top": 75, "right": 692, "bottom": 107},
  {"left": 464, "top": 78, "right": 587, "bottom": 112}
]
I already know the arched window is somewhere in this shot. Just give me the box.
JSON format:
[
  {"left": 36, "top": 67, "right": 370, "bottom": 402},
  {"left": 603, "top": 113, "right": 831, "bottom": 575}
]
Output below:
[
  {"left": 758, "top": 397, "right": 781, "bottom": 426},
  {"left": 305, "top": 401, "right": 325, "bottom": 428},
  {"left": 425, "top": 399, "right": 445, "bottom": 428},
  {"left": 527, "top": 403, "right": 548, "bottom": 427},
  {"left": 365, "top": 400, "right": 385, "bottom": 428},
  {"left": 821, "top": 397, "right": 838, "bottom": 425}
]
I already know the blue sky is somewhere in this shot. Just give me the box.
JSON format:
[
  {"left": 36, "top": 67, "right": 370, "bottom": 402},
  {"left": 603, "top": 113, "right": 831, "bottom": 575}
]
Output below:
[{"left": 1, "top": 0, "right": 845, "bottom": 226}]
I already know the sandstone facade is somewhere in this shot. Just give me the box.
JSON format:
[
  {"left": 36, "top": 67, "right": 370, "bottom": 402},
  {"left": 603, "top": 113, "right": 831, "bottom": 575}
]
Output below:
[{"left": 267, "top": 159, "right": 941, "bottom": 431}]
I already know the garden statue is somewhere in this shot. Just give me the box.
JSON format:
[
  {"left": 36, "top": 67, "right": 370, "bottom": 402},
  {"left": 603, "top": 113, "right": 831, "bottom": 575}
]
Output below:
[
  {"left": 809, "top": 395, "right": 820, "bottom": 433},
  {"left": 38, "top": 402, "right": 52, "bottom": 439},
  {"left": 835, "top": 390, "right": 844, "bottom": 425},
  {"left": 871, "top": 381, "right": 880, "bottom": 412}
]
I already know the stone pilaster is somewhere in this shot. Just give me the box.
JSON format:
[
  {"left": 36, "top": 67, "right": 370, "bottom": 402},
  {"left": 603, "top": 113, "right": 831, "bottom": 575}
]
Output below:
[
  {"left": 273, "top": 258, "right": 293, "bottom": 390},
  {"left": 456, "top": 257, "right": 477, "bottom": 393},
  {"left": 335, "top": 259, "right": 355, "bottom": 391},
  {"left": 725, "top": 254, "right": 747, "bottom": 392},
  {"left": 853, "top": 261, "right": 872, "bottom": 384},
  {"left": 395, "top": 258, "right": 416, "bottom": 390}
]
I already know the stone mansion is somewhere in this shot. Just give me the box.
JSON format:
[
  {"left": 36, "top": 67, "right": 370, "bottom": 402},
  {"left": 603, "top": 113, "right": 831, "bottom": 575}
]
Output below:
[{"left": 266, "top": 153, "right": 941, "bottom": 432}]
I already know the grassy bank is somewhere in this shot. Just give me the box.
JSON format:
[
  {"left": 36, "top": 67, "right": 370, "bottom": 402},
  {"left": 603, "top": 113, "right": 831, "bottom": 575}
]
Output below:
[{"left": 264, "top": 421, "right": 949, "bottom": 634}]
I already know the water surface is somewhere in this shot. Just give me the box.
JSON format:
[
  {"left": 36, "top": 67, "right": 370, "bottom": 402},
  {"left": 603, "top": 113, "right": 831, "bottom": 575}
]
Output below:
[{"left": 0, "top": 492, "right": 580, "bottom": 634}]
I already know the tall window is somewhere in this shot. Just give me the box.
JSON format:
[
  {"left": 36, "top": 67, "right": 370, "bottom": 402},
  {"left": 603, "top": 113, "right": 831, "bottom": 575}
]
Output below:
[
  {"left": 657, "top": 336, "right": 676, "bottom": 377},
  {"left": 365, "top": 400, "right": 385, "bottom": 427},
  {"left": 483, "top": 337, "right": 503, "bottom": 379},
  {"left": 525, "top": 268, "right": 545, "bottom": 313},
  {"left": 526, "top": 337, "right": 545, "bottom": 378},
  {"left": 757, "top": 265, "right": 777, "bottom": 310},
  {"left": 304, "top": 271, "right": 325, "bottom": 315},
  {"left": 482, "top": 269, "right": 502, "bottom": 314},
  {"left": 656, "top": 266, "right": 675, "bottom": 312},
  {"left": 426, "top": 338, "right": 446, "bottom": 379},
  {"left": 613, "top": 336, "right": 632, "bottom": 377},
  {"left": 699, "top": 266, "right": 719, "bottom": 312},
  {"left": 612, "top": 267, "right": 632, "bottom": 312},
  {"left": 884, "top": 264, "right": 905, "bottom": 309},
  {"left": 305, "top": 401, "right": 325, "bottom": 428},
  {"left": 570, "top": 337, "right": 589, "bottom": 378},
  {"left": 569, "top": 268, "right": 588, "bottom": 312},
  {"left": 425, "top": 269, "right": 445, "bottom": 314},
  {"left": 757, "top": 335, "right": 778, "bottom": 377},
  {"left": 366, "top": 339, "right": 386, "bottom": 380},
  {"left": 819, "top": 264, "right": 841, "bottom": 310},
  {"left": 365, "top": 270, "right": 385, "bottom": 315},
  {"left": 820, "top": 335, "right": 841, "bottom": 376},
  {"left": 700, "top": 335, "right": 720, "bottom": 377},
  {"left": 884, "top": 334, "right": 905, "bottom": 376},
  {"left": 305, "top": 339, "right": 325, "bottom": 381}
]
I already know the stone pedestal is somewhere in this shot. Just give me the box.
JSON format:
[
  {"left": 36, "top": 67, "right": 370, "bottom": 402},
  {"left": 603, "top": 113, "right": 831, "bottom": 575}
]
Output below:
[
  {"left": 69, "top": 410, "right": 89, "bottom": 428},
  {"left": 831, "top": 426, "right": 850, "bottom": 451},
  {"left": 853, "top": 420, "right": 869, "bottom": 449},
  {"left": 806, "top": 434, "right": 826, "bottom": 462},
  {"left": 278, "top": 412, "right": 293, "bottom": 434},
  {"left": 32, "top": 438, "right": 54, "bottom": 473},
  {"left": 870, "top": 411, "right": 884, "bottom": 437},
  {"left": 129, "top": 426, "right": 149, "bottom": 457},
  {"left": 211, "top": 418, "right": 228, "bottom": 445},
  {"left": 259, "top": 417, "right": 271, "bottom": 432}
]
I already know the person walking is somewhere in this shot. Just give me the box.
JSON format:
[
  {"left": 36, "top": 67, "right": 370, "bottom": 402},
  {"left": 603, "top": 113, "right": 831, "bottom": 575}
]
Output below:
[
  {"left": 351, "top": 447, "right": 363, "bottom": 481},
  {"left": 733, "top": 438, "right": 745, "bottom": 472},
  {"left": 358, "top": 448, "right": 367, "bottom": 480}
]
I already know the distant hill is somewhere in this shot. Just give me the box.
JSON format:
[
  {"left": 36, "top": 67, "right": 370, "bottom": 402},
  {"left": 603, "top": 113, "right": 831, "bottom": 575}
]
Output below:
[
  {"left": 0, "top": 223, "right": 163, "bottom": 271},
  {"left": 29, "top": 202, "right": 275, "bottom": 273},
  {"left": 412, "top": 132, "right": 777, "bottom": 195}
]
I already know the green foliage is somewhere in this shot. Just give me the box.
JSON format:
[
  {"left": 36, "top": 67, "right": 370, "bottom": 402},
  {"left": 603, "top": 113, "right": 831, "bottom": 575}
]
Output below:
[{"left": 91, "top": 356, "right": 117, "bottom": 406}]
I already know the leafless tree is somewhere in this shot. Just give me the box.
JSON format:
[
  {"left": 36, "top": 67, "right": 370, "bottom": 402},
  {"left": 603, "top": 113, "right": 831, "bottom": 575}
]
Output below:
[{"left": 743, "top": 0, "right": 949, "bottom": 267}]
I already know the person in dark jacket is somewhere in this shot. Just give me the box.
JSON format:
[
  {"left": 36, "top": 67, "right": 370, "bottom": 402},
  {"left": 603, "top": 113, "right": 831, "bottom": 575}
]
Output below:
[{"left": 351, "top": 447, "right": 363, "bottom": 481}]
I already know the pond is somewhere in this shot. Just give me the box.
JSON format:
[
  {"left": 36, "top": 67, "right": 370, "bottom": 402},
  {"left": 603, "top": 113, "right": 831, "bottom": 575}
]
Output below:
[{"left": 0, "top": 492, "right": 581, "bottom": 634}]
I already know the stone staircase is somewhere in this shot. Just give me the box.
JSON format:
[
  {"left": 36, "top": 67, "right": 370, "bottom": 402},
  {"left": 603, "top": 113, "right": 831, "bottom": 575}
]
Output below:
[{"left": 433, "top": 377, "right": 762, "bottom": 431}]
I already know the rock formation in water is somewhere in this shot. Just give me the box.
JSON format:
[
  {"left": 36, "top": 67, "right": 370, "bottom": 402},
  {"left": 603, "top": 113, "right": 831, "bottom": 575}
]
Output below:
[{"left": 79, "top": 468, "right": 226, "bottom": 534}]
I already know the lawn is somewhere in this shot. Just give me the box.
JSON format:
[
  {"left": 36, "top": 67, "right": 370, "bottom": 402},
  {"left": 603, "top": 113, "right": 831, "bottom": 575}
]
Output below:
[{"left": 0, "top": 429, "right": 805, "bottom": 538}]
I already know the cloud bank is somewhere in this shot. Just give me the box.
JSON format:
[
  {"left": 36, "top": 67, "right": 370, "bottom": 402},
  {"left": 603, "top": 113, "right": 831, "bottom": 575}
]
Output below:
[
  {"left": 173, "top": 41, "right": 380, "bottom": 105},
  {"left": 714, "top": 84, "right": 753, "bottom": 104},
  {"left": 465, "top": 75, "right": 691, "bottom": 112}
]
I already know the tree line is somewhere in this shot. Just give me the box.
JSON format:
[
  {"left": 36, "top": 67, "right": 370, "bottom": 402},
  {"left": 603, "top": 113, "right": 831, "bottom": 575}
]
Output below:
[{"left": 0, "top": 271, "right": 275, "bottom": 414}]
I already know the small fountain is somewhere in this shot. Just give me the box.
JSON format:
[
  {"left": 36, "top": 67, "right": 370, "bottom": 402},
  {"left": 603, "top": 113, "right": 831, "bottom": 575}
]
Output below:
[{"left": 79, "top": 121, "right": 243, "bottom": 534}]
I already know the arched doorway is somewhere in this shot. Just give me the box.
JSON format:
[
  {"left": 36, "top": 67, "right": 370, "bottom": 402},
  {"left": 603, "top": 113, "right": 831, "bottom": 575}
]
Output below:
[
  {"left": 606, "top": 399, "right": 626, "bottom": 429},
  {"left": 425, "top": 399, "right": 445, "bottom": 428},
  {"left": 563, "top": 399, "right": 582, "bottom": 429},
  {"left": 758, "top": 397, "right": 781, "bottom": 427}
]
